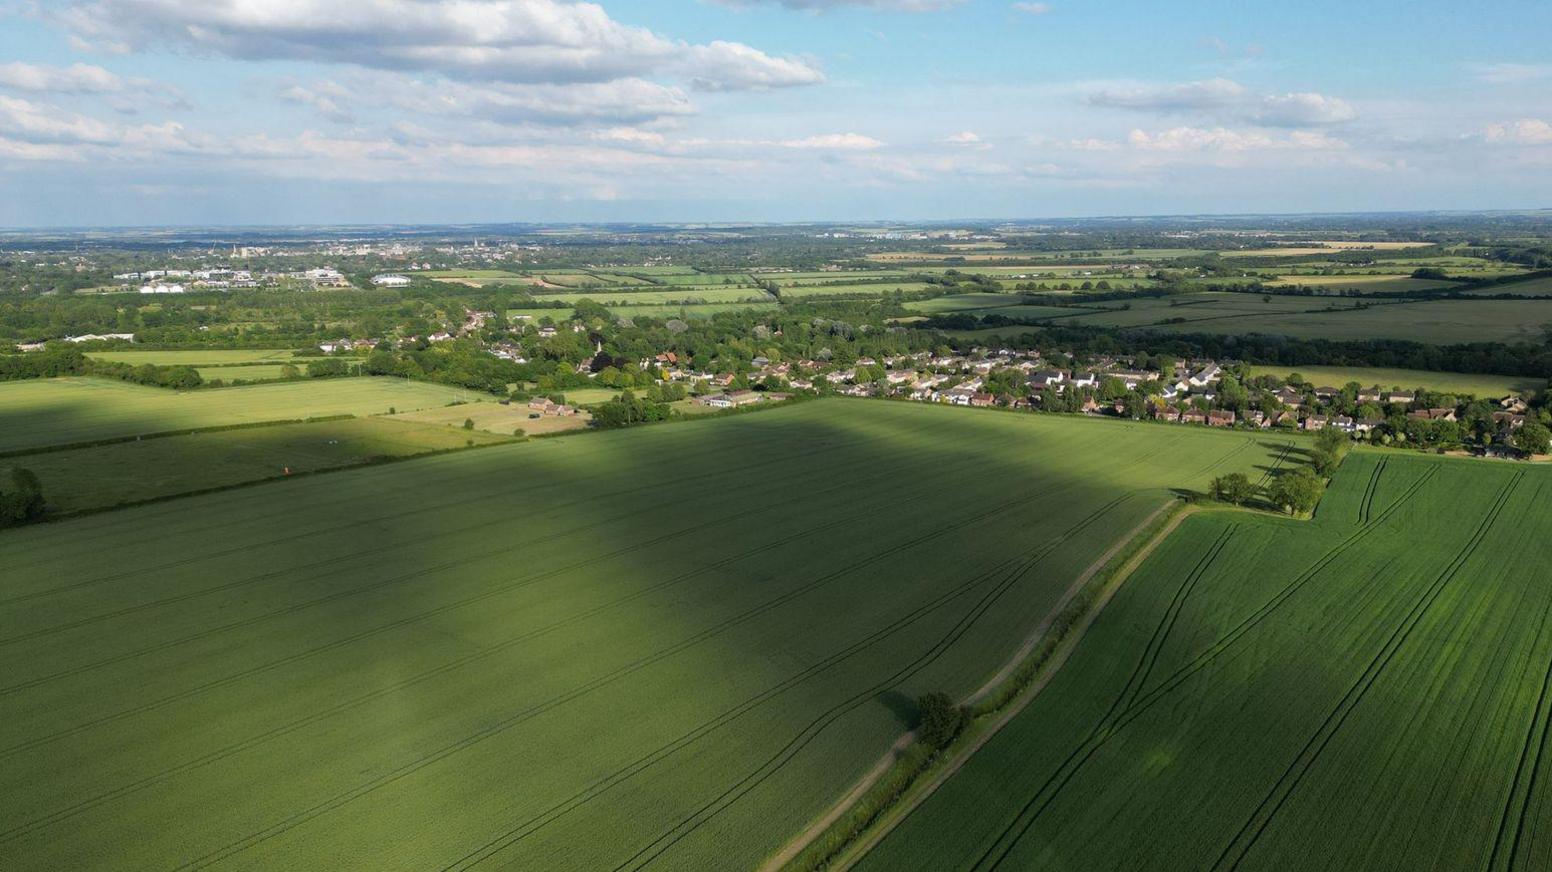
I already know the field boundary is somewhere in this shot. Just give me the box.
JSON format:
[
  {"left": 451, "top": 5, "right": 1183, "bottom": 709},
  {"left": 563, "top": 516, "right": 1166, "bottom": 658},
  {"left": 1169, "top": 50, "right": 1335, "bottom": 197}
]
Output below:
[
  {"left": 0, "top": 415, "right": 359, "bottom": 460},
  {"left": 767, "top": 497, "right": 1190, "bottom": 872}
]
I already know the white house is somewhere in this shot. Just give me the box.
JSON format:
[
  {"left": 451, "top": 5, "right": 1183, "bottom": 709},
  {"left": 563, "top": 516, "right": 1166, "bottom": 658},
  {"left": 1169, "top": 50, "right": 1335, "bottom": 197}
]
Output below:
[{"left": 372, "top": 274, "right": 412, "bottom": 288}]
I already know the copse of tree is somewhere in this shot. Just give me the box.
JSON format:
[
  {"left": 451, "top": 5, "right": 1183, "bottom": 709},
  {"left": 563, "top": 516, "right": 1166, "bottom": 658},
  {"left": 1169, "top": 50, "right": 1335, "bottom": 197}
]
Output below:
[
  {"left": 0, "top": 468, "right": 46, "bottom": 527},
  {"left": 916, "top": 692, "right": 967, "bottom": 750},
  {"left": 1268, "top": 467, "right": 1326, "bottom": 516},
  {"left": 1514, "top": 421, "right": 1551, "bottom": 456},
  {"left": 591, "top": 389, "right": 671, "bottom": 429},
  {"left": 1210, "top": 472, "right": 1258, "bottom": 506},
  {"left": 0, "top": 347, "right": 88, "bottom": 381},
  {"left": 1311, "top": 425, "right": 1352, "bottom": 475}
]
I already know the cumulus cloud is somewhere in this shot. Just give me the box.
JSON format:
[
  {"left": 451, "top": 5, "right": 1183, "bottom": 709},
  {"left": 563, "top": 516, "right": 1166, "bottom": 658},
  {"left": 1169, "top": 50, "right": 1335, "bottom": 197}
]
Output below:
[
  {"left": 0, "top": 61, "right": 124, "bottom": 94},
  {"left": 941, "top": 130, "right": 991, "bottom": 149},
  {"left": 1254, "top": 92, "right": 1357, "bottom": 126},
  {"left": 1090, "top": 78, "right": 1356, "bottom": 127},
  {"left": 279, "top": 71, "right": 695, "bottom": 127},
  {"left": 1126, "top": 126, "right": 1346, "bottom": 152},
  {"left": 780, "top": 133, "right": 884, "bottom": 149},
  {"left": 1089, "top": 78, "right": 1248, "bottom": 112},
  {"left": 1484, "top": 119, "right": 1552, "bottom": 145},
  {"left": 55, "top": 0, "right": 823, "bottom": 91}
]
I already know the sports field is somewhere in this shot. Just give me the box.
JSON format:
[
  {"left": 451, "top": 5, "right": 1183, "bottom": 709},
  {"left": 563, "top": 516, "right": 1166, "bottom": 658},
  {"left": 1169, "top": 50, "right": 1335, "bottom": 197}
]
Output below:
[
  {"left": 0, "top": 377, "right": 479, "bottom": 454},
  {"left": 1244, "top": 365, "right": 1543, "bottom": 398},
  {"left": 0, "top": 400, "right": 1286, "bottom": 870},
  {"left": 861, "top": 453, "right": 1552, "bottom": 871}
]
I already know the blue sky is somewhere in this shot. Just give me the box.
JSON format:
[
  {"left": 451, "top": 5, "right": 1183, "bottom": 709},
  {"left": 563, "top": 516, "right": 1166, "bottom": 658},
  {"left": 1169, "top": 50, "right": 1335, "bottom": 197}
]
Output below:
[{"left": 0, "top": 0, "right": 1548, "bottom": 227}]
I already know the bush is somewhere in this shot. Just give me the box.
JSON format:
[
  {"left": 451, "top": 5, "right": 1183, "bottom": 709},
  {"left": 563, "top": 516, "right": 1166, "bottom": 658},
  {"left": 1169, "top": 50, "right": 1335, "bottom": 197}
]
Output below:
[
  {"left": 0, "top": 467, "right": 46, "bottom": 527},
  {"left": 463, "top": 418, "right": 475, "bottom": 430}
]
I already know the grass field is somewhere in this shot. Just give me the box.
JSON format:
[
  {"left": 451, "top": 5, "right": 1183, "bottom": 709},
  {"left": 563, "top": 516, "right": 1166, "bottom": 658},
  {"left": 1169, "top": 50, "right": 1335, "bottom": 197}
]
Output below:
[
  {"left": 87, "top": 349, "right": 314, "bottom": 366},
  {"left": 1043, "top": 295, "right": 1552, "bottom": 344},
  {"left": 861, "top": 453, "right": 1552, "bottom": 871},
  {"left": 196, "top": 365, "right": 299, "bottom": 382},
  {"left": 394, "top": 402, "right": 591, "bottom": 435},
  {"left": 1466, "top": 276, "right": 1552, "bottom": 297},
  {"left": 1266, "top": 275, "right": 1458, "bottom": 293},
  {"left": 4, "top": 417, "right": 510, "bottom": 513},
  {"left": 0, "top": 400, "right": 1287, "bottom": 870},
  {"left": 781, "top": 282, "right": 936, "bottom": 299},
  {"left": 0, "top": 377, "right": 482, "bottom": 454},
  {"left": 530, "top": 289, "right": 774, "bottom": 305},
  {"left": 612, "top": 302, "right": 781, "bottom": 319},
  {"left": 1244, "top": 365, "right": 1543, "bottom": 398}
]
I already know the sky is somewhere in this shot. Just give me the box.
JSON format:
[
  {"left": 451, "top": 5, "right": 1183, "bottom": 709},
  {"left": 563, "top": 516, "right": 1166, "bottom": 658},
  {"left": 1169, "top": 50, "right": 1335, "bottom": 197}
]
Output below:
[{"left": 0, "top": 0, "right": 1549, "bottom": 227}]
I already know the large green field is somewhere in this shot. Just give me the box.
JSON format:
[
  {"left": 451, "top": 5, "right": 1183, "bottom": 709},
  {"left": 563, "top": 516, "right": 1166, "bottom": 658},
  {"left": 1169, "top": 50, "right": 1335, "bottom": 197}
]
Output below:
[
  {"left": 0, "top": 400, "right": 1286, "bottom": 870},
  {"left": 87, "top": 349, "right": 315, "bottom": 366},
  {"left": 1244, "top": 365, "right": 1544, "bottom": 398},
  {"left": 0, "top": 377, "right": 480, "bottom": 454},
  {"left": 781, "top": 282, "right": 936, "bottom": 299},
  {"left": 3, "top": 417, "right": 511, "bottom": 513},
  {"left": 531, "top": 288, "right": 774, "bottom": 305},
  {"left": 1042, "top": 294, "right": 1552, "bottom": 344},
  {"left": 860, "top": 452, "right": 1552, "bottom": 871}
]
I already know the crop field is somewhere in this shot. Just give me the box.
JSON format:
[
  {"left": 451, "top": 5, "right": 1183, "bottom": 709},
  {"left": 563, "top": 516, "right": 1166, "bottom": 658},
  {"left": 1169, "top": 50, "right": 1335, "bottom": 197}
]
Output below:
[
  {"left": 862, "top": 453, "right": 1552, "bottom": 872},
  {"left": 1243, "top": 365, "right": 1543, "bottom": 398},
  {"left": 958, "top": 304, "right": 1098, "bottom": 321},
  {"left": 1466, "top": 276, "right": 1552, "bottom": 297},
  {"left": 0, "top": 377, "right": 480, "bottom": 454},
  {"left": 0, "top": 400, "right": 1287, "bottom": 870},
  {"left": 530, "top": 289, "right": 774, "bottom": 305},
  {"left": 906, "top": 294, "right": 1019, "bottom": 313},
  {"left": 755, "top": 271, "right": 916, "bottom": 284},
  {"left": 3, "top": 417, "right": 510, "bottom": 513},
  {"left": 1266, "top": 275, "right": 1458, "bottom": 293},
  {"left": 613, "top": 301, "right": 781, "bottom": 319},
  {"left": 87, "top": 349, "right": 313, "bottom": 366},
  {"left": 196, "top": 365, "right": 298, "bottom": 382},
  {"left": 1044, "top": 295, "right": 1552, "bottom": 344},
  {"left": 781, "top": 282, "right": 936, "bottom": 299},
  {"left": 649, "top": 272, "right": 753, "bottom": 286},
  {"left": 422, "top": 270, "right": 535, "bottom": 287}
]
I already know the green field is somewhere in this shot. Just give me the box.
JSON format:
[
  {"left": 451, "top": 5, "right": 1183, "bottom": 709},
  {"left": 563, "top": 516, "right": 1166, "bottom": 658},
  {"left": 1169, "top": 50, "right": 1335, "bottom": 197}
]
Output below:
[
  {"left": 906, "top": 294, "right": 1021, "bottom": 313},
  {"left": 0, "top": 400, "right": 1287, "bottom": 870},
  {"left": 1244, "top": 365, "right": 1544, "bottom": 398},
  {"left": 0, "top": 377, "right": 481, "bottom": 454},
  {"left": 862, "top": 453, "right": 1552, "bottom": 871},
  {"left": 3, "top": 417, "right": 510, "bottom": 513},
  {"left": 195, "top": 365, "right": 300, "bottom": 382},
  {"left": 1467, "top": 276, "right": 1552, "bottom": 297},
  {"left": 87, "top": 349, "right": 314, "bottom": 366},
  {"left": 531, "top": 288, "right": 774, "bottom": 305},
  {"left": 611, "top": 301, "right": 781, "bottom": 319},
  {"left": 1267, "top": 275, "right": 1459, "bottom": 294},
  {"left": 782, "top": 282, "right": 936, "bottom": 299},
  {"left": 1043, "top": 294, "right": 1552, "bottom": 344}
]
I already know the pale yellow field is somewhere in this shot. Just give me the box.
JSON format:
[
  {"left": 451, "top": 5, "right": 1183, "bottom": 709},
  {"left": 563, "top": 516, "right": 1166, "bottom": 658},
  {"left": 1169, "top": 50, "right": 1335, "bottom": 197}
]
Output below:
[
  {"left": 391, "top": 402, "right": 590, "bottom": 436},
  {"left": 1235, "top": 241, "right": 1436, "bottom": 256}
]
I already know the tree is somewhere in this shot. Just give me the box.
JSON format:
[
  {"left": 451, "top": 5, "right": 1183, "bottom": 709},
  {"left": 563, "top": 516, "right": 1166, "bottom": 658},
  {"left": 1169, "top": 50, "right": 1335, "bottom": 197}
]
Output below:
[
  {"left": 462, "top": 417, "right": 475, "bottom": 430},
  {"left": 1210, "top": 472, "right": 1257, "bottom": 506},
  {"left": 1311, "top": 425, "right": 1351, "bottom": 475},
  {"left": 0, "top": 467, "right": 46, "bottom": 527},
  {"left": 916, "top": 692, "right": 966, "bottom": 750},
  {"left": 1514, "top": 421, "right": 1551, "bottom": 456},
  {"left": 1269, "top": 468, "right": 1325, "bottom": 516}
]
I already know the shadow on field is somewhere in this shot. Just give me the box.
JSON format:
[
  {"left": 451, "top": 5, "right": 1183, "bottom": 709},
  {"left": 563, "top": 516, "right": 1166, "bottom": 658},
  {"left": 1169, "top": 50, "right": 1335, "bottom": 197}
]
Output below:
[{"left": 0, "top": 399, "right": 1291, "bottom": 870}]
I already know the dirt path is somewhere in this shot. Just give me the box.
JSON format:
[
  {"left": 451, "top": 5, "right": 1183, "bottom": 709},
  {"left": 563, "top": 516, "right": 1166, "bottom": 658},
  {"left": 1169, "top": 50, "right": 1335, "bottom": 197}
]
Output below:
[{"left": 760, "top": 499, "right": 1187, "bottom": 872}]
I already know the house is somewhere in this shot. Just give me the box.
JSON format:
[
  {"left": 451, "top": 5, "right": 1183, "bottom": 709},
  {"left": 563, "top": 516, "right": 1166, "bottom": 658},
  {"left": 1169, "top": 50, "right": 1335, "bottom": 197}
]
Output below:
[
  {"left": 1493, "top": 411, "right": 1527, "bottom": 430},
  {"left": 371, "top": 274, "right": 411, "bottom": 288},
  {"left": 1245, "top": 410, "right": 1267, "bottom": 428},
  {"left": 1181, "top": 409, "right": 1208, "bottom": 425},
  {"left": 1069, "top": 371, "right": 1099, "bottom": 389},
  {"left": 1154, "top": 405, "right": 1182, "bottom": 423},
  {"left": 1303, "top": 416, "right": 1328, "bottom": 431},
  {"left": 970, "top": 393, "right": 996, "bottom": 408},
  {"left": 1408, "top": 408, "right": 1457, "bottom": 422},
  {"left": 64, "top": 333, "right": 135, "bottom": 343},
  {"left": 1207, "top": 410, "right": 1236, "bottom": 427},
  {"left": 1384, "top": 391, "right": 1415, "bottom": 405},
  {"left": 1274, "top": 387, "right": 1304, "bottom": 407},
  {"left": 1314, "top": 386, "right": 1339, "bottom": 401},
  {"left": 1188, "top": 364, "right": 1221, "bottom": 387},
  {"left": 1029, "top": 370, "right": 1067, "bottom": 390}
]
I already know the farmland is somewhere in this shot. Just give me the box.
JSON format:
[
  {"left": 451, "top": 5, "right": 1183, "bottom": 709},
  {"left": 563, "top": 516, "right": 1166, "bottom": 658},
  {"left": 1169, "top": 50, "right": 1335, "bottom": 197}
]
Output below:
[
  {"left": 87, "top": 349, "right": 317, "bottom": 366},
  {"left": 860, "top": 453, "right": 1552, "bottom": 871},
  {"left": 531, "top": 288, "right": 774, "bottom": 305},
  {"left": 781, "top": 282, "right": 936, "bottom": 299},
  {"left": 1265, "top": 275, "right": 1458, "bottom": 294},
  {"left": 0, "top": 376, "right": 480, "bottom": 454},
  {"left": 1243, "top": 365, "right": 1544, "bottom": 398},
  {"left": 2, "top": 417, "right": 511, "bottom": 513},
  {"left": 394, "top": 401, "right": 591, "bottom": 435},
  {"left": 0, "top": 400, "right": 1287, "bottom": 870}
]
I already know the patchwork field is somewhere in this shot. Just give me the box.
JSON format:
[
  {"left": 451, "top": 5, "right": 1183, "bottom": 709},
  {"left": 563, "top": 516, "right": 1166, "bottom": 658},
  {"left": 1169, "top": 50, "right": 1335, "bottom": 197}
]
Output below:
[
  {"left": 1243, "top": 365, "right": 1543, "bottom": 398},
  {"left": 781, "top": 282, "right": 936, "bottom": 299},
  {"left": 3, "top": 417, "right": 510, "bottom": 514},
  {"left": 0, "top": 400, "right": 1287, "bottom": 871},
  {"left": 861, "top": 453, "right": 1552, "bottom": 872},
  {"left": 530, "top": 288, "right": 774, "bottom": 305},
  {"left": 1266, "top": 275, "right": 1458, "bottom": 294},
  {"left": 1467, "top": 276, "right": 1552, "bottom": 297},
  {"left": 393, "top": 401, "right": 591, "bottom": 435},
  {"left": 0, "top": 377, "right": 480, "bottom": 454}
]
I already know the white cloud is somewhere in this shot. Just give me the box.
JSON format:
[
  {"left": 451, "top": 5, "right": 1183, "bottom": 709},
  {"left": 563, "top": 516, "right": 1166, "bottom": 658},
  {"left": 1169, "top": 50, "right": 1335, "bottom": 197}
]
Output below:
[
  {"left": 56, "top": 0, "right": 823, "bottom": 91},
  {"left": 1484, "top": 119, "right": 1552, "bottom": 145},
  {"left": 941, "top": 130, "right": 990, "bottom": 149},
  {"left": 1011, "top": 2, "right": 1051, "bottom": 14},
  {"left": 0, "top": 61, "right": 124, "bottom": 94},
  {"left": 780, "top": 133, "right": 884, "bottom": 149},
  {"left": 1468, "top": 63, "right": 1552, "bottom": 84},
  {"left": 1089, "top": 78, "right": 1248, "bottom": 112},
  {"left": 1126, "top": 126, "right": 1346, "bottom": 152},
  {"left": 1255, "top": 92, "right": 1357, "bottom": 126}
]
